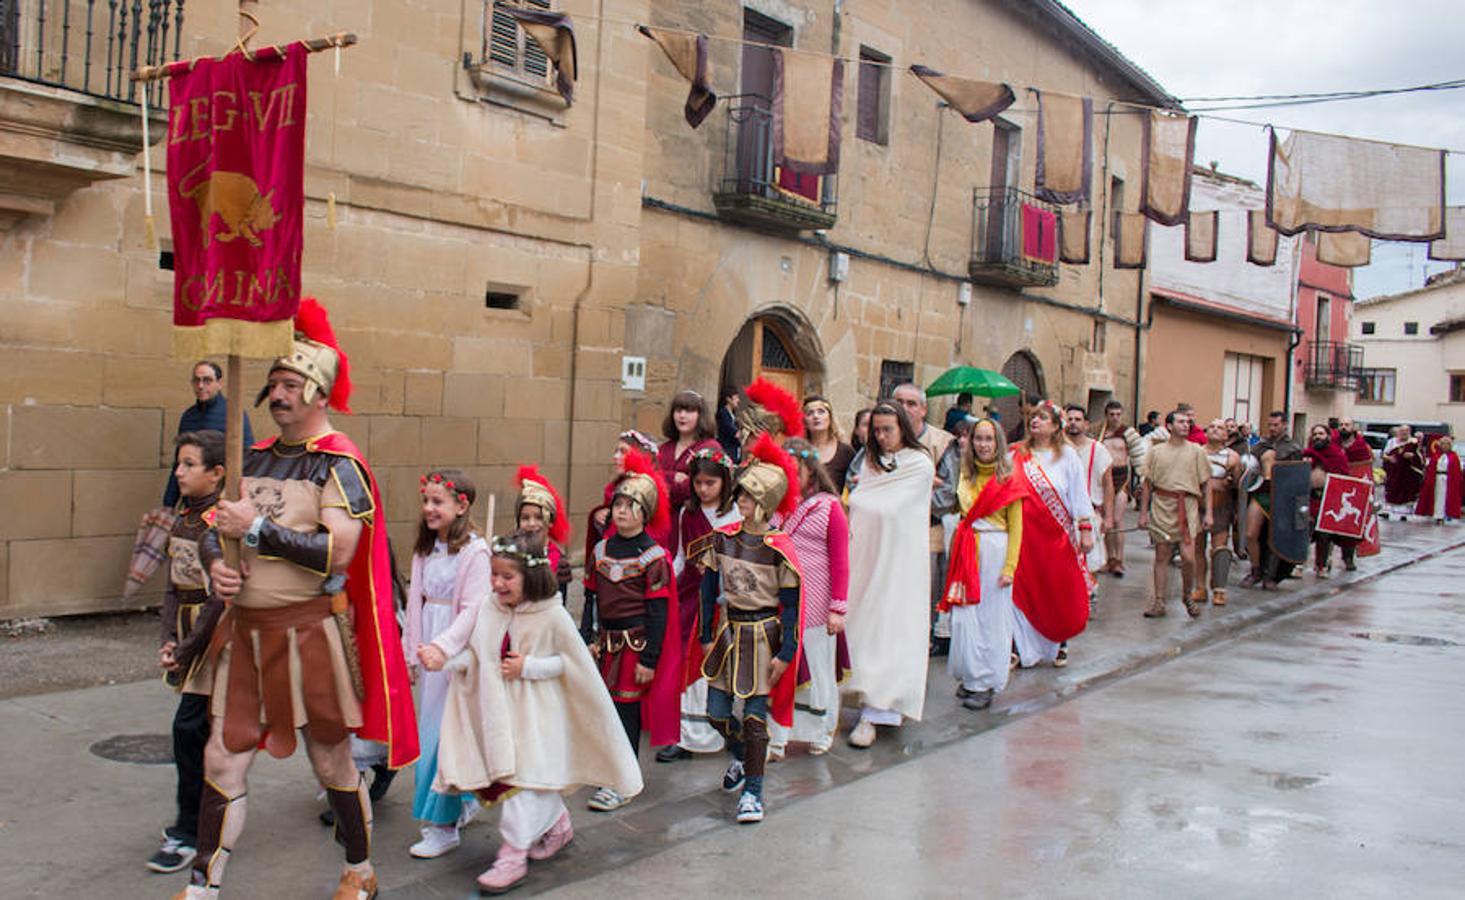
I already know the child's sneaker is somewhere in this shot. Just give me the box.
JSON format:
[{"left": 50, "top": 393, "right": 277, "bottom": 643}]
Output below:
[
  {"left": 735, "top": 791, "right": 764, "bottom": 824},
  {"left": 147, "top": 834, "right": 196, "bottom": 873},
  {"left": 409, "top": 825, "right": 460, "bottom": 859},
  {"left": 527, "top": 811, "right": 574, "bottom": 860},
  {"left": 476, "top": 843, "right": 527, "bottom": 894},
  {"left": 586, "top": 787, "right": 629, "bottom": 812},
  {"left": 720, "top": 759, "right": 746, "bottom": 793}
]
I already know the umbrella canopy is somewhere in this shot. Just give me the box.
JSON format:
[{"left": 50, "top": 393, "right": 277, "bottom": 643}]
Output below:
[{"left": 925, "top": 366, "right": 1021, "bottom": 399}]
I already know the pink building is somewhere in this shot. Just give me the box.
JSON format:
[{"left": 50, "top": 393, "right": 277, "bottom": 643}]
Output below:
[{"left": 1293, "top": 233, "right": 1361, "bottom": 433}]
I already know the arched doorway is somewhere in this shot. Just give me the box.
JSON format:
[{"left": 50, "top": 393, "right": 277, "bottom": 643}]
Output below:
[
  {"left": 992, "top": 350, "right": 1045, "bottom": 426},
  {"left": 720, "top": 310, "right": 823, "bottom": 402}
]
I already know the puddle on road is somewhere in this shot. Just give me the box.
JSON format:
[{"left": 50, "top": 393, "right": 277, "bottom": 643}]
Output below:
[{"left": 1349, "top": 631, "right": 1461, "bottom": 647}]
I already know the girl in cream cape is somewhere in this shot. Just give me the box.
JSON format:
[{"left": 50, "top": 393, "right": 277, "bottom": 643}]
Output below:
[{"left": 431, "top": 530, "right": 642, "bottom": 893}]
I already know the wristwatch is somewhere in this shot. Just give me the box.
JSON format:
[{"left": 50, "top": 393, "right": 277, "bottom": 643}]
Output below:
[{"left": 243, "top": 515, "right": 266, "bottom": 548}]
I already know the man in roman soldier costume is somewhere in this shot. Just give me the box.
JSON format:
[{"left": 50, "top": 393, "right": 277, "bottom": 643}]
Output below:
[
  {"left": 180, "top": 299, "right": 418, "bottom": 900},
  {"left": 696, "top": 433, "right": 804, "bottom": 824},
  {"left": 734, "top": 377, "right": 806, "bottom": 449}
]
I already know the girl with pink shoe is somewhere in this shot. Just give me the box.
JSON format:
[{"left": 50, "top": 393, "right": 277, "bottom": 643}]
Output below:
[{"left": 429, "top": 529, "right": 643, "bottom": 894}]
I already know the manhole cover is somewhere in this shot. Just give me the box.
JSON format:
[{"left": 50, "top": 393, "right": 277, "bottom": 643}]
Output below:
[
  {"left": 90, "top": 733, "right": 173, "bottom": 765},
  {"left": 1350, "top": 632, "right": 1461, "bottom": 648}
]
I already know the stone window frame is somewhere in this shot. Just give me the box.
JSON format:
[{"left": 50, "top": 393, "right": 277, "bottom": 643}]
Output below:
[
  {"left": 457, "top": 0, "right": 568, "bottom": 124},
  {"left": 856, "top": 45, "right": 892, "bottom": 146}
]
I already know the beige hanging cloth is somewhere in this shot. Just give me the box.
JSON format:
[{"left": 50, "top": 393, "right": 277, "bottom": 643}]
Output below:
[
  {"left": 1247, "top": 210, "right": 1278, "bottom": 266},
  {"left": 1141, "top": 111, "right": 1197, "bottom": 226},
  {"left": 1267, "top": 128, "right": 1444, "bottom": 240},
  {"left": 908, "top": 65, "right": 1015, "bottom": 123},
  {"left": 1060, "top": 210, "right": 1091, "bottom": 264},
  {"left": 1184, "top": 210, "right": 1218, "bottom": 262},
  {"left": 1429, "top": 206, "right": 1465, "bottom": 261},
  {"left": 500, "top": 6, "right": 577, "bottom": 104},
  {"left": 1113, "top": 212, "right": 1147, "bottom": 269},
  {"left": 638, "top": 26, "right": 717, "bottom": 128},
  {"left": 773, "top": 49, "right": 844, "bottom": 175},
  {"left": 1315, "top": 230, "right": 1372, "bottom": 267},
  {"left": 1034, "top": 89, "right": 1092, "bottom": 205}
]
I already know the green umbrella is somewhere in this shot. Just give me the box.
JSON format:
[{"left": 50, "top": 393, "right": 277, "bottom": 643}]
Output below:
[{"left": 925, "top": 366, "right": 1021, "bottom": 399}]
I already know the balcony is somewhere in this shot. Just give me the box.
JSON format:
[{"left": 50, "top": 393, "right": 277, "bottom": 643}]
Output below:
[
  {"left": 1304, "top": 340, "right": 1364, "bottom": 390},
  {"left": 0, "top": 1, "right": 180, "bottom": 227},
  {"left": 969, "top": 187, "right": 1060, "bottom": 290},
  {"left": 711, "top": 93, "right": 837, "bottom": 233}
]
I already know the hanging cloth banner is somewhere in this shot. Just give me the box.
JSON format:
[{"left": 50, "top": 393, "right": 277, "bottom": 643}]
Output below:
[
  {"left": 166, "top": 44, "right": 307, "bottom": 359},
  {"left": 1315, "top": 229, "right": 1372, "bottom": 267},
  {"left": 1140, "top": 111, "right": 1197, "bottom": 226},
  {"left": 908, "top": 65, "right": 1015, "bottom": 123},
  {"left": 1113, "top": 212, "right": 1147, "bottom": 269},
  {"left": 1429, "top": 206, "right": 1465, "bottom": 261},
  {"left": 1184, "top": 210, "right": 1218, "bottom": 263},
  {"left": 1033, "top": 89, "right": 1092, "bottom": 205},
  {"left": 1021, "top": 203, "right": 1057, "bottom": 264},
  {"left": 638, "top": 26, "right": 716, "bottom": 128},
  {"left": 499, "top": 4, "right": 577, "bottom": 104},
  {"left": 1059, "top": 210, "right": 1091, "bottom": 264},
  {"left": 1266, "top": 128, "right": 1445, "bottom": 241},
  {"left": 773, "top": 49, "right": 844, "bottom": 175},
  {"left": 1247, "top": 209, "right": 1278, "bottom": 266}
]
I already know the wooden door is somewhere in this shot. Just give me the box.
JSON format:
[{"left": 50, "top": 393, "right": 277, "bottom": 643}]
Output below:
[{"left": 752, "top": 318, "right": 804, "bottom": 399}]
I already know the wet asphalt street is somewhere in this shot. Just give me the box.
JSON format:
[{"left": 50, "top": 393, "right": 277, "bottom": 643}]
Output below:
[{"left": 2, "top": 523, "right": 1461, "bottom": 899}]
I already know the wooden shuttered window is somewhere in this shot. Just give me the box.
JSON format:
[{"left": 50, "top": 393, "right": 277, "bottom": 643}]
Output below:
[
  {"left": 487, "top": 0, "right": 551, "bottom": 83},
  {"left": 857, "top": 47, "right": 890, "bottom": 145}
]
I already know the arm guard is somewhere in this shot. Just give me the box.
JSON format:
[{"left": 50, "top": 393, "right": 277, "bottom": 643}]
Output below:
[
  {"left": 580, "top": 590, "right": 598, "bottom": 644},
  {"left": 776, "top": 585, "right": 800, "bottom": 662},
  {"left": 258, "top": 520, "right": 333, "bottom": 576},
  {"left": 700, "top": 568, "right": 719, "bottom": 644},
  {"left": 640, "top": 596, "right": 667, "bottom": 668}
]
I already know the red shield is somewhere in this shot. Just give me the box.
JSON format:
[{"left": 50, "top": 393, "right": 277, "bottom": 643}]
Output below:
[
  {"left": 1358, "top": 508, "right": 1381, "bottom": 557},
  {"left": 1316, "top": 474, "right": 1372, "bottom": 539}
]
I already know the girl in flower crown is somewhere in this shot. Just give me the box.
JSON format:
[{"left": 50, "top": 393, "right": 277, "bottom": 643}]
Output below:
[
  {"left": 656, "top": 447, "right": 741, "bottom": 763},
  {"left": 403, "top": 469, "right": 488, "bottom": 859},
  {"left": 431, "top": 530, "right": 643, "bottom": 893}
]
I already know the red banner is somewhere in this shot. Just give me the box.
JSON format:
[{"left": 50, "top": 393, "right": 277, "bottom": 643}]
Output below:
[
  {"left": 1316, "top": 473, "right": 1372, "bottom": 539},
  {"left": 166, "top": 45, "right": 306, "bottom": 349}
]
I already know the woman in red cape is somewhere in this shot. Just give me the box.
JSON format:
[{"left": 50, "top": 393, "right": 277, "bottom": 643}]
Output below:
[
  {"left": 1415, "top": 435, "right": 1463, "bottom": 522},
  {"left": 1008, "top": 444, "right": 1092, "bottom": 654}
]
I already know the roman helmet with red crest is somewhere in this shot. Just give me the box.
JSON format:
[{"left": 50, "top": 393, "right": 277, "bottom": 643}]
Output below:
[
  {"left": 256, "top": 297, "right": 354, "bottom": 413},
  {"left": 515, "top": 464, "right": 570, "bottom": 545},
  {"left": 736, "top": 377, "right": 805, "bottom": 447},
  {"left": 736, "top": 432, "right": 802, "bottom": 524}
]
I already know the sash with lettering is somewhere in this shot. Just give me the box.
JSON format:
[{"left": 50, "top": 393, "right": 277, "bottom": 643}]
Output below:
[
  {"left": 1009, "top": 449, "right": 1091, "bottom": 643},
  {"left": 166, "top": 44, "right": 306, "bottom": 358}
]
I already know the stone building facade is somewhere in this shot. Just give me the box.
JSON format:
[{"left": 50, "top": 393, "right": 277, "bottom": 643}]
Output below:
[{"left": 1, "top": 0, "right": 1174, "bottom": 617}]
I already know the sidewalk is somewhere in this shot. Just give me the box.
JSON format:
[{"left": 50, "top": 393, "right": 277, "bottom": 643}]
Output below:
[{"left": 1, "top": 521, "right": 1460, "bottom": 899}]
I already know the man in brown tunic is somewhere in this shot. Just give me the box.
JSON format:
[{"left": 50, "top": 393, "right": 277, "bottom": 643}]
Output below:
[{"left": 1139, "top": 410, "right": 1213, "bottom": 619}]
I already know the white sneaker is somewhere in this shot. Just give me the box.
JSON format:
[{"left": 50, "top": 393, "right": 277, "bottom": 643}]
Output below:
[
  {"left": 847, "top": 719, "right": 877, "bottom": 749},
  {"left": 409, "top": 825, "right": 461, "bottom": 859},
  {"left": 735, "top": 791, "right": 765, "bottom": 823},
  {"left": 767, "top": 742, "right": 786, "bottom": 762}
]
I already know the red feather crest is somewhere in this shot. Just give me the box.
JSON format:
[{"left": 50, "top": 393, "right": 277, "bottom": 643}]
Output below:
[
  {"left": 617, "top": 448, "right": 672, "bottom": 534},
  {"left": 294, "top": 297, "right": 353, "bottom": 414},
  {"left": 747, "top": 432, "right": 802, "bottom": 517},
  {"left": 515, "top": 464, "right": 569, "bottom": 545},
  {"left": 745, "top": 377, "right": 805, "bottom": 438}
]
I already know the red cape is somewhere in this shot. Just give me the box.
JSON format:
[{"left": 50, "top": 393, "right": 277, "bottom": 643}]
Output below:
[
  {"left": 254, "top": 432, "right": 420, "bottom": 769},
  {"left": 1010, "top": 451, "right": 1091, "bottom": 643},
  {"left": 940, "top": 472, "right": 1028, "bottom": 611},
  {"left": 1415, "top": 450, "right": 1464, "bottom": 519}
]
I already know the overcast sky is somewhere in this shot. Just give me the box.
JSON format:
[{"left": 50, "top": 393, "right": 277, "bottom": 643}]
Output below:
[{"left": 1062, "top": 0, "right": 1463, "bottom": 298}]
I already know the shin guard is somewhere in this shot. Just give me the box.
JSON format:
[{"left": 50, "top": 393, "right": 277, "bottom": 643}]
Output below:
[
  {"left": 326, "top": 777, "right": 373, "bottom": 865},
  {"left": 189, "top": 780, "right": 246, "bottom": 889},
  {"left": 741, "top": 715, "right": 769, "bottom": 782},
  {"left": 1210, "top": 547, "right": 1234, "bottom": 588}
]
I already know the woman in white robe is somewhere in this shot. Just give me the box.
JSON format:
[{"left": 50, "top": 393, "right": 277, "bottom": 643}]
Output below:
[{"left": 843, "top": 402, "right": 935, "bottom": 748}]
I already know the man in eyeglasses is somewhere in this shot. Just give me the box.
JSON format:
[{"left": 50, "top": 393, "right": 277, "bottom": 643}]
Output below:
[{"left": 162, "top": 361, "right": 254, "bottom": 508}]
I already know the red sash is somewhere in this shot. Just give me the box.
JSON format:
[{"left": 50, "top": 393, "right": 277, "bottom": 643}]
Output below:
[
  {"left": 940, "top": 473, "right": 1027, "bottom": 610},
  {"left": 1011, "top": 451, "right": 1092, "bottom": 643}
]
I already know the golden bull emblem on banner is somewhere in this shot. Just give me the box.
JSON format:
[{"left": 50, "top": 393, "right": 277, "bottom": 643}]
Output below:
[{"left": 179, "top": 161, "right": 280, "bottom": 248}]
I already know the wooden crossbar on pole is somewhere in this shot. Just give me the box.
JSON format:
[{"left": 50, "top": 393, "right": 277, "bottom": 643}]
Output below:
[{"left": 130, "top": 32, "right": 357, "bottom": 83}]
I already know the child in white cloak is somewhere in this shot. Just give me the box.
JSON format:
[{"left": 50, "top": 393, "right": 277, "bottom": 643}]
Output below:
[{"left": 427, "top": 529, "right": 643, "bottom": 894}]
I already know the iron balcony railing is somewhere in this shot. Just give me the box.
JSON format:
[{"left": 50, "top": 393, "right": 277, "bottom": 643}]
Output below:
[
  {"left": 711, "top": 93, "right": 837, "bottom": 230},
  {"left": 969, "top": 186, "right": 1060, "bottom": 289},
  {"left": 1304, "top": 340, "right": 1364, "bottom": 391},
  {"left": 0, "top": 0, "right": 185, "bottom": 104}
]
